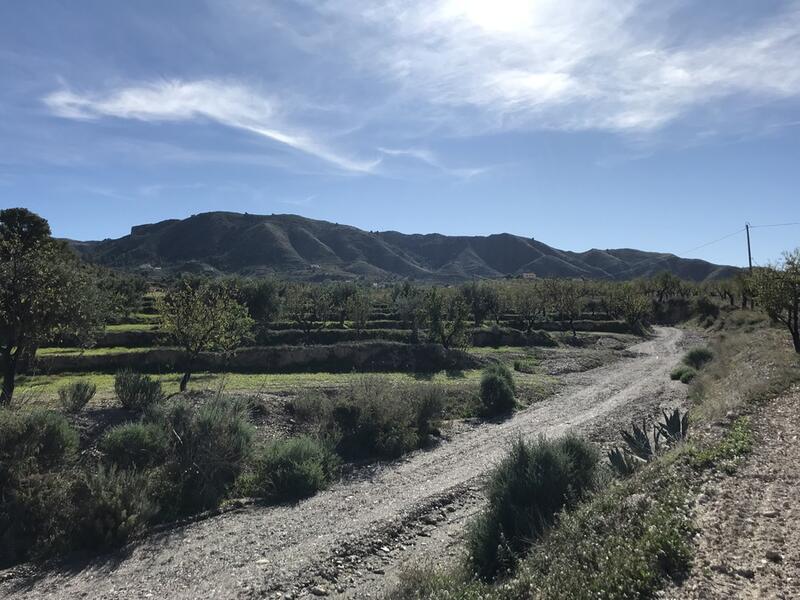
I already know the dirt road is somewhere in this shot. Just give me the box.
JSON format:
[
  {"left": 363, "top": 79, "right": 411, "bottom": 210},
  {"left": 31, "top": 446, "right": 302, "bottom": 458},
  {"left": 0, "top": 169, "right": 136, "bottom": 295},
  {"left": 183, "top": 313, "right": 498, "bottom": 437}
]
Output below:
[{"left": 1, "top": 327, "right": 686, "bottom": 600}]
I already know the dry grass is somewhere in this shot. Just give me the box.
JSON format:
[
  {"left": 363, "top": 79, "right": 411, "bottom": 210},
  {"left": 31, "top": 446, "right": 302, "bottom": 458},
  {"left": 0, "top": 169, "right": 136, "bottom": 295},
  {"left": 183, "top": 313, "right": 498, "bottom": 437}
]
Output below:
[{"left": 690, "top": 310, "right": 800, "bottom": 422}]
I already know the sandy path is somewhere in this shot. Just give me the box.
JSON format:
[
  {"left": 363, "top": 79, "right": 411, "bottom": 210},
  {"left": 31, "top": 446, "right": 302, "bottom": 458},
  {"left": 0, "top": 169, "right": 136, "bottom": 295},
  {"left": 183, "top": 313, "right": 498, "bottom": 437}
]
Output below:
[{"left": 1, "top": 327, "right": 685, "bottom": 600}]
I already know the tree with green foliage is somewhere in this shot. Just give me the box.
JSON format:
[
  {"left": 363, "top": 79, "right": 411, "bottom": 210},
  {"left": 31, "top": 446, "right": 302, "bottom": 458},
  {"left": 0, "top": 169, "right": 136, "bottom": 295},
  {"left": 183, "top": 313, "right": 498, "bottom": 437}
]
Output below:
[
  {"left": 461, "top": 282, "right": 501, "bottom": 327},
  {"left": 611, "top": 283, "right": 651, "bottom": 333},
  {"left": 393, "top": 282, "right": 428, "bottom": 343},
  {"left": 347, "top": 289, "right": 372, "bottom": 335},
  {"left": 0, "top": 208, "right": 104, "bottom": 404},
  {"left": 752, "top": 249, "right": 800, "bottom": 353},
  {"left": 236, "top": 278, "right": 282, "bottom": 324},
  {"left": 98, "top": 272, "right": 148, "bottom": 320},
  {"left": 511, "top": 281, "right": 546, "bottom": 333},
  {"left": 329, "top": 282, "right": 359, "bottom": 327},
  {"left": 283, "top": 283, "right": 332, "bottom": 343},
  {"left": 158, "top": 281, "right": 254, "bottom": 391},
  {"left": 426, "top": 288, "right": 470, "bottom": 349}
]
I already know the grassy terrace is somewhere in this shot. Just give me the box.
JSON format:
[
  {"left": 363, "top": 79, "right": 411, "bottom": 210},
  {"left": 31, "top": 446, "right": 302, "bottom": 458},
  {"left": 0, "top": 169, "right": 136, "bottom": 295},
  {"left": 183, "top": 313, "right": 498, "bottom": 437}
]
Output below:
[
  {"left": 37, "top": 346, "right": 152, "bottom": 356},
  {"left": 14, "top": 368, "right": 556, "bottom": 411},
  {"left": 105, "top": 323, "right": 160, "bottom": 332}
]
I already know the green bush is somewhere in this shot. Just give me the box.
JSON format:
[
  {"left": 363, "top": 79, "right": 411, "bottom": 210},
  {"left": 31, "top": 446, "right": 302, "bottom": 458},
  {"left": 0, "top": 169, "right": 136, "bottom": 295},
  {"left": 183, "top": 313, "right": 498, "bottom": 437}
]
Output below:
[
  {"left": 512, "top": 359, "right": 535, "bottom": 374},
  {"left": 148, "top": 397, "right": 254, "bottom": 513},
  {"left": 70, "top": 466, "right": 158, "bottom": 551},
  {"left": 680, "top": 367, "right": 697, "bottom": 383},
  {"left": 293, "top": 379, "right": 443, "bottom": 460},
  {"left": 484, "top": 362, "right": 516, "bottom": 393},
  {"left": 100, "top": 422, "right": 170, "bottom": 470},
  {"left": 0, "top": 470, "right": 77, "bottom": 567},
  {"left": 58, "top": 380, "right": 97, "bottom": 413},
  {"left": 236, "top": 436, "right": 338, "bottom": 501},
  {"left": 0, "top": 466, "right": 158, "bottom": 566},
  {"left": 0, "top": 410, "right": 78, "bottom": 476},
  {"left": 467, "top": 435, "right": 599, "bottom": 580},
  {"left": 683, "top": 347, "right": 713, "bottom": 370},
  {"left": 114, "top": 369, "right": 165, "bottom": 411},
  {"left": 479, "top": 366, "right": 516, "bottom": 416}
]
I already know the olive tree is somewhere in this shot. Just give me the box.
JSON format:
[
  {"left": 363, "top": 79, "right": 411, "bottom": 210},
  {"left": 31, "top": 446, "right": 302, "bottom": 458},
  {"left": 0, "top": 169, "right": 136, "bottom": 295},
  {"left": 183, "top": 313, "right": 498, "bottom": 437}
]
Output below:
[
  {"left": 0, "top": 208, "right": 103, "bottom": 404},
  {"left": 158, "top": 280, "right": 254, "bottom": 391},
  {"left": 752, "top": 249, "right": 800, "bottom": 353}
]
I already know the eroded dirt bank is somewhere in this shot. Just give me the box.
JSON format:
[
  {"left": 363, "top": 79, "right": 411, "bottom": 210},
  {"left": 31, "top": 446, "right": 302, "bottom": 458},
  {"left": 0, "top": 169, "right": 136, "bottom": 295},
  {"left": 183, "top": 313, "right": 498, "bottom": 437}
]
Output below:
[{"left": 1, "top": 328, "right": 687, "bottom": 600}]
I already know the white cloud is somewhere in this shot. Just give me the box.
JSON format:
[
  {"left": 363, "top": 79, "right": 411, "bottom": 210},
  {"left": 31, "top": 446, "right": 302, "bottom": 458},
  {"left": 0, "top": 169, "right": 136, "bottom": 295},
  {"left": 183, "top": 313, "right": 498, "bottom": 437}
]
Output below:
[
  {"left": 378, "top": 147, "right": 488, "bottom": 179},
  {"left": 312, "top": 0, "right": 800, "bottom": 135},
  {"left": 44, "top": 79, "right": 379, "bottom": 173}
]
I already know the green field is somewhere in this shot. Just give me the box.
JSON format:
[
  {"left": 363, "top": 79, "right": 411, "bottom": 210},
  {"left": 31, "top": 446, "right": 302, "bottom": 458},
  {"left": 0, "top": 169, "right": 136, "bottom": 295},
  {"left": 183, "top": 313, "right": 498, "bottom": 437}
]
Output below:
[
  {"left": 105, "top": 323, "right": 160, "bottom": 332},
  {"left": 37, "top": 346, "right": 153, "bottom": 356}
]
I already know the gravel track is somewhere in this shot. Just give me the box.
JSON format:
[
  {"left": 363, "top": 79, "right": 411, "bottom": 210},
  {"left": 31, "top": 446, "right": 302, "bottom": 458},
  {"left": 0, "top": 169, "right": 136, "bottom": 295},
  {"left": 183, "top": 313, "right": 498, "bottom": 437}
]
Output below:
[{"left": 1, "top": 327, "right": 685, "bottom": 600}]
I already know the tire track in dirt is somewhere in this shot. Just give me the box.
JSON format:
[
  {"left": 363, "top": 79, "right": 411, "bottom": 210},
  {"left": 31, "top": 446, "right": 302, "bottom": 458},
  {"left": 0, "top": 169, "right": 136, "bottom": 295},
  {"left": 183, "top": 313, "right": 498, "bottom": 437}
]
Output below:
[{"left": 0, "top": 328, "right": 686, "bottom": 600}]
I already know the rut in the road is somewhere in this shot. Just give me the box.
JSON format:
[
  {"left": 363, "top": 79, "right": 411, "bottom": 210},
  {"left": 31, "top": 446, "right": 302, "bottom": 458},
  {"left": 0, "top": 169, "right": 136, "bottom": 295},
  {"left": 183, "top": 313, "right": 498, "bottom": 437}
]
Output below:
[{"left": 1, "top": 328, "right": 686, "bottom": 600}]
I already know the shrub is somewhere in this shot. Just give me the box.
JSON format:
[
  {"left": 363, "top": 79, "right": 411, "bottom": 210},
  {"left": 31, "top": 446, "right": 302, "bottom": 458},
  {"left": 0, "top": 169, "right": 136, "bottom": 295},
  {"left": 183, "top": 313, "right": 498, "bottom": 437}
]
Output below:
[
  {"left": 683, "top": 347, "right": 713, "bottom": 370},
  {"left": 70, "top": 466, "right": 158, "bottom": 551},
  {"left": 57, "top": 380, "right": 97, "bottom": 413},
  {"left": 670, "top": 365, "right": 690, "bottom": 381},
  {"left": 114, "top": 370, "right": 164, "bottom": 411},
  {"left": 0, "top": 410, "right": 78, "bottom": 476},
  {"left": 513, "top": 359, "right": 535, "bottom": 374},
  {"left": 100, "top": 422, "right": 170, "bottom": 470},
  {"left": 467, "top": 436, "right": 599, "bottom": 580},
  {"left": 694, "top": 295, "right": 720, "bottom": 320},
  {"left": 0, "top": 470, "right": 77, "bottom": 567},
  {"left": 680, "top": 367, "right": 697, "bottom": 384},
  {"left": 483, "top": 362, "right": 516, "bottom": 394},
  {"left": 236, "top": 436, "right": 338, "bottom": 501},
  {"left": 479, "top": 367, "right": 516, "bottom": 417},
  {"left": 293, "top": 379, "right": 442, "bottom": 460},
  {"left": 412, "top": 385, "right": 444, "bottom": 438},
  {"left": 148, "top": 397, "right": 254, "bottom": 513}
]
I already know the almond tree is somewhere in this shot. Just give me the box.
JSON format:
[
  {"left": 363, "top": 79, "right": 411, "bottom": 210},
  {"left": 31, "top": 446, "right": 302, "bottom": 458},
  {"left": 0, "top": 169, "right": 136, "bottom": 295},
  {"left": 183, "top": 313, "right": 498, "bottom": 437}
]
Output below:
[
  {"left": 752, "top": 249, "right": 800, "bottom": 353},
  {"left": 158, "top": 280, "right": 254, "bottom": 391}
]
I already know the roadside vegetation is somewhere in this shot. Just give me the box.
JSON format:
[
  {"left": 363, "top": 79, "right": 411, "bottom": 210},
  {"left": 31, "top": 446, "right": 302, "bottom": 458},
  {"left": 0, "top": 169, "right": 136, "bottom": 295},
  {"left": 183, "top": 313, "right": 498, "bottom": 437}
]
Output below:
[
  {"left": 4, "top": 206, "right": 800, "bottom": 580},
  {"left": 386, "top": 294, "right": 800, "bottom": 599}
]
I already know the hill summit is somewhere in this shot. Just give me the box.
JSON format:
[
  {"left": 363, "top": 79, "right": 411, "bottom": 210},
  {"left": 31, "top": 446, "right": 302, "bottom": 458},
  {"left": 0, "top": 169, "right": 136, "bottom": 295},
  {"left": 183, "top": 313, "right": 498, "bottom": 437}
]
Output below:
[{"left": 73, "top": 212, "right": 738, "bottom": 281}]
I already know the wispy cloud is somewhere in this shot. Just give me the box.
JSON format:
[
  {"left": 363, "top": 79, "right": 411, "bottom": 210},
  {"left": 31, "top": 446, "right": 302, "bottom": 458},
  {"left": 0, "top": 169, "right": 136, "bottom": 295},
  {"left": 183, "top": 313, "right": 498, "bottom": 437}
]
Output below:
[
  {"left": 279, "top": 194, "right": 318, "bottom": 206},
  {"left": 310, "top": 0, "right": 800, "bottom": 136},
  {"left": 378, "top": 147, "right": 488, "bottom": 179},
  {"left": 44, "top": 79, "right": 380, "bottom": 173}
]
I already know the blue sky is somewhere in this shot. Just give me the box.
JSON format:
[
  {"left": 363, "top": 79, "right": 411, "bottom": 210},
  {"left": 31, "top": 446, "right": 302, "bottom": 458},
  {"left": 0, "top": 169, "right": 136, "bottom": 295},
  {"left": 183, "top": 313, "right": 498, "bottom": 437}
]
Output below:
[{"left": 1, "top": 0, "right": 799, "bottom": 267}]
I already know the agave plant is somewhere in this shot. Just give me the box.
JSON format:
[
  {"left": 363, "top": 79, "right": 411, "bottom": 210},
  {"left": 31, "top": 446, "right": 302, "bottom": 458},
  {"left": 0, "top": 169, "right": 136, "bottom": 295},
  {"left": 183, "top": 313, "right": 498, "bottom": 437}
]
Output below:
[
  {"left": 607, "top": 446, "right": 643, "bottom": 477},
  {"left": 620, "top": 420, "right": 661, "bottom": 462},
  {"left": 657, "top": 408, "right": 689, "bottom": 443}
]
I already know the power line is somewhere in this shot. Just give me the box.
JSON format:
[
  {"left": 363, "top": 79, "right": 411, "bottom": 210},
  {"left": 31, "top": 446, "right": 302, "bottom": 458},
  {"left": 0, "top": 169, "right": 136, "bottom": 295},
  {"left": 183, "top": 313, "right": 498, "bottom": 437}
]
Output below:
[
  {"left": 749, "top": 222, "right": 800, "bottom": 229},
  {"left": 607, "top": 227, "right": 746, "bottom": 278},
  {"left": 681, "top": 227, "right": 745, "bottom": 255}
]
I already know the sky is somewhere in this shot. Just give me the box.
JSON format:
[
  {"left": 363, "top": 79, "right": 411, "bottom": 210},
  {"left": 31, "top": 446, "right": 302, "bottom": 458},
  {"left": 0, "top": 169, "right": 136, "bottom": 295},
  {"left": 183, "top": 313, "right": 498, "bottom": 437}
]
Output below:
[{"left": 1, "top": 0, "right": 799, "bottom": 267}]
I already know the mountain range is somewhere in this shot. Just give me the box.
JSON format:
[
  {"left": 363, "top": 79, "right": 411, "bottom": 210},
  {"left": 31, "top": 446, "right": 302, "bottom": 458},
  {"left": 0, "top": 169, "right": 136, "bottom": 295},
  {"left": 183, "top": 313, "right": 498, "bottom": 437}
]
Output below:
[{"left": 72, "top": 212, "right": 739, "bottom": 282}]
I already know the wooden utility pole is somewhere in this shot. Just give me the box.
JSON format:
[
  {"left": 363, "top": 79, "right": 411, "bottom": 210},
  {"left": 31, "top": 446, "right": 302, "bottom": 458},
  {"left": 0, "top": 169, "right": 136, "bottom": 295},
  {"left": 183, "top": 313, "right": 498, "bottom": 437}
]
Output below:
[{"left": 746, "top": 222, "right": 753, "bottom": 272}]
